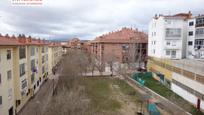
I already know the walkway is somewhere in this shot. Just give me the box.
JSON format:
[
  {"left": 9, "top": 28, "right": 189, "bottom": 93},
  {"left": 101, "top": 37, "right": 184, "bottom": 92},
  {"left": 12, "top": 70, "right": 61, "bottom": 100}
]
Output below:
[{"left": 17, "top": 73, "right": 59, "bottom": 115}]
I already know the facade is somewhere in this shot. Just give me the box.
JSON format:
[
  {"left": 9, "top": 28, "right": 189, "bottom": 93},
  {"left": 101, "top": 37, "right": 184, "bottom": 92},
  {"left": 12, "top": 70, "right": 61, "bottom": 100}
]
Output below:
[
  {"left": 187, "top": 15, "right": 204, "bottom": 59},
  {"left": 148, "top": 13, "right": 191, "bottom": 59},
  {"left": 0, "top": 35, "right": 63, "bottom": 115},
  {"left": 48, "top": 42, "right": 63, "bottom": 75},
  {"left": 148, "top": 12, "right": 204, "bottom": 110},
  {"left": 67, "top": 38, "right": 81, "bottom": 49},
  {"left": 90, "top": 27, "right": 148, "bottom": 64}
]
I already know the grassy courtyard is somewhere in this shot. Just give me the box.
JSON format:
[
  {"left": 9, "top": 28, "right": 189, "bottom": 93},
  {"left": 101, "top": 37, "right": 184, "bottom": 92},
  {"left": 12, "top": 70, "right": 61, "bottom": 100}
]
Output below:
[{"left": 83, "top": 77, "right": 147, "bottom": 115}]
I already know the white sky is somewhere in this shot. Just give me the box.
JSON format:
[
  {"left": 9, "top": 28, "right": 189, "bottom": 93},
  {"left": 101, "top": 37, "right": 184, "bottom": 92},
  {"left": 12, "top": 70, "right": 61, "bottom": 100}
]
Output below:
[{"left": 0, "top": 0, "right": 203, "bottom": 40}]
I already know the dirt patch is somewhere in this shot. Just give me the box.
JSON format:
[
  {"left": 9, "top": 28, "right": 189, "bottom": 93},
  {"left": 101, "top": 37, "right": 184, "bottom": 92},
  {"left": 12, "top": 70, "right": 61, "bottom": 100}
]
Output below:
[{"left": 111, "top": 84, "right": 138, "bottom": 115}]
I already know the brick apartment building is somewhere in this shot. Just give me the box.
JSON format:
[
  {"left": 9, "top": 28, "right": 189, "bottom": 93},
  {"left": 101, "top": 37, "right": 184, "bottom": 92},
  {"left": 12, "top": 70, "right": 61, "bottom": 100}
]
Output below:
[{"left": 90, "top": 27, "right": 148, "bottom": 64}]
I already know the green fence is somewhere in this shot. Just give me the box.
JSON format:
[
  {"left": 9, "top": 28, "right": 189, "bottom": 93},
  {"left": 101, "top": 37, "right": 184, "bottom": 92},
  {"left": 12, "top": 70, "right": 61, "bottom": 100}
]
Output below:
[{"left": 132, "top": 72, "right": 152, "bottom": 86}]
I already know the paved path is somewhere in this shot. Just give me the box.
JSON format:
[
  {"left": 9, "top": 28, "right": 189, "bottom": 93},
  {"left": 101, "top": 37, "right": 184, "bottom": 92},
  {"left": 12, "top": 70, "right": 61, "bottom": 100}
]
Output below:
[{"left": 17, "top": 74, "right": 59, "bottom": 115}]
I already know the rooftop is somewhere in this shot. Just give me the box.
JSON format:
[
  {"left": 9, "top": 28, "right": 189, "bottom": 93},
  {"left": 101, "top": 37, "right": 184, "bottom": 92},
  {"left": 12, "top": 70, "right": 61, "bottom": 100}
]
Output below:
[
  {"left": 92, "top": 27, "right": 148, "bottom": 43},
  {"left": 0, "top": 34, "right": 61, "bottom": 46}
]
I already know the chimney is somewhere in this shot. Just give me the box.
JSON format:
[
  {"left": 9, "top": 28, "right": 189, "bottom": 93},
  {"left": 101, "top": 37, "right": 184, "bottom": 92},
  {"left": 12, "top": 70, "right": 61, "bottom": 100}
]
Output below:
[
  {"left": 5, "top": 34, "right": 9, "bottom": 38},
  {"left": 155, "top": 14, "right": 158, "bottom": 18},
  {"left": 38, "top": 38, "right": 41, "bottom": 43},
  {"left": 188, "top": 11, "right": 192, "bottom": 18}
]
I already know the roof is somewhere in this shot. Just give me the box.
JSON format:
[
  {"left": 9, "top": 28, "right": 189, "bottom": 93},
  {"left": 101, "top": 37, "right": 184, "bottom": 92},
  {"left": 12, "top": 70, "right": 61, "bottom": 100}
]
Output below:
[
  {"left": 0, "top": 35, "right": 57, "bottom": 46},
  {"left": 91, "top": 27, "right": 148, "bottom": 43},
  {"left": 154, "top": 12, "right": 192, "bottom": 20}
]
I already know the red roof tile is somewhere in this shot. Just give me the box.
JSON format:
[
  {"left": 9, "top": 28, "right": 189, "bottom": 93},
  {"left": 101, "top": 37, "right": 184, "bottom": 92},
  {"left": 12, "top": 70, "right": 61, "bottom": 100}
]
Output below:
[{"left": 92, "top": 27, "right": 148, "bottom": 43}]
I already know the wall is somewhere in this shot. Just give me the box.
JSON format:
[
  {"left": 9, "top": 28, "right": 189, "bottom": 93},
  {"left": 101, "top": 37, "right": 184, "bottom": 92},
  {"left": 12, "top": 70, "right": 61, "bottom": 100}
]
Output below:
[{"left": 0, "top": 47, "right": 16, "bottom": 115}]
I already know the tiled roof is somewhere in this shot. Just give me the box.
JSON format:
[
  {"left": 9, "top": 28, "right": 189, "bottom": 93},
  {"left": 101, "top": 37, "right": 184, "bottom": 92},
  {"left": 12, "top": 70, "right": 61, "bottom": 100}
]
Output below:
[
  {"left": 0, "top": 35, "right": 57, "bottom": 46},
  {"left": 92, "top": 27, "right": 148, "bottom": 43},
  {"left": 0, "top": 36, "right": 22, "bottom": 46}
]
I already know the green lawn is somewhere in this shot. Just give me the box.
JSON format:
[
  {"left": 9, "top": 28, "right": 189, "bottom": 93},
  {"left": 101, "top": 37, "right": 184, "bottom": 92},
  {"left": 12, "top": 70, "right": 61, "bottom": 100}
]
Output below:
[
  {"left": 84, "top": 78, "right": 121, "bottom": 113},
  {"left": 132, "top": 73, "right": 204, "bottom": 115},
  {"left": 83, "top": 77, "right": 147, "bottom": 114}
]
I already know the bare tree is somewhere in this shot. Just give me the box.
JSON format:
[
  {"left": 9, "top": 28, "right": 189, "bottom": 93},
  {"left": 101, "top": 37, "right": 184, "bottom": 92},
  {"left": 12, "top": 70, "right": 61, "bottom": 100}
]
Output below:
[
  {"left": 105, "top": 53, "right": 117, "bottom": 76},
  {"left": 44, "top": 49, "right": 92, "bottom": 115},
  {"left": 88, "top": 54, "right": 96, "bottom": 76},
  {"left": 115, "top": 63, "right": 128, "bottom": 78},
  {"left": 95, "top": 61, "right": 104, "bottom": 76}
]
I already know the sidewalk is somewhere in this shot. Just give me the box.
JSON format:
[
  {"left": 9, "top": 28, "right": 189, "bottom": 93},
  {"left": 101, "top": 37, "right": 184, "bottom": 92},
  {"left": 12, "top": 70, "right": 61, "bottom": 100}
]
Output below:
[{"left": 17, "top": 73, "right": 59, "bottom": 115}]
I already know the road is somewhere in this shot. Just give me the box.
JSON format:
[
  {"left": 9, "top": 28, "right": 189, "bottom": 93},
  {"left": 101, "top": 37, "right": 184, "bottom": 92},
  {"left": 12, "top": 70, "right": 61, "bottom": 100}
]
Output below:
[{"left": 17, "top": 74, "right": 59, "bottom": 115}]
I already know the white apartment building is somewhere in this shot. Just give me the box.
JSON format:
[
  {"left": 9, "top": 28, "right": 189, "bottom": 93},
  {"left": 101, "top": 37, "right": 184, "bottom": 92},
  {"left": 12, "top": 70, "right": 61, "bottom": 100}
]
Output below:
[
  {"left": 148, "top": 13, "right": 190, "bottom": 59},
  {"left": 148, "top": 12, "right": 204, "bottom": 110},
  {"left": 187, "top": 15, "right": 204, "bottom": 59}
]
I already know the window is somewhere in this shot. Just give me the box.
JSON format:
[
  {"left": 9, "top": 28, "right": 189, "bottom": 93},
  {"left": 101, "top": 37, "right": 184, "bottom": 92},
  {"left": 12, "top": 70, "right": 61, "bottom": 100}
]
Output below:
[
  {"left": 31, "top": 74, "right": 35, "bottom": 84},
  {"left": 0, "top": 96, "right": 2, "bottom": 105},
  {"left": 21, "top": 79, "right": 27, "bottom": 89},
  {"left": 7, "top": 50, "right": 11, "bottom": 60},
  {"left": 166, "top": 28, "right": 181, "bottom": 37},
  {"left": 31, "top": 59, "right": 35, "bottom": 70},
  {"left": 42, "top": 66, "right": 45, "bottom": 74},
  {"left": 166, "top": 42, "right": 170, "bottom": 45},
  {"left": 7, "top": 70, "right": 12, "bottom": 80},
  {"left": 196, "top": 17, "right": 204, "bottom": 27},
  {"left": 194, "top": 39, "right": 204, "bottom": 49},
  {"left": 188, "top": 41, "right": 193, "bottom": 46},
  {"left": 37, "top": 80, "right": 39, "bottom": 86},
  {"left": 42, "top": 56, "right": 45, "bottom": 63},
  {"left": 166, "top": 50, "right": 170, "bottom": 56},
  {"left": 189, "top": 21, "right": 194, "bottom": 26},
  {"left": 30, "top": 46, "right": 35, "bottom": 56},
  {"left": 122, "top": 44, "right": 129, "bottom": 50},
  {"left": 20, "top": 63, "right": 25, "bottom": 76},
  {"left": 154, "top": 32, "right": 156, "bottom": 36},
  {"left": 189, "top": 31, "right": 193, "bottom": 36},
  {"left": 8, "top": 88, "right": 12, "bottom": 100},
  {"left": 42, "top": 47, "right": 45, "bottom": 53},
  {"left": 19, "top": 46, "right": 26, "bottom": 59},
  {"left": 195, "top": 28, "right": 204, "bottom": 37},
  {"left": 171, "top": 51, "right": 176, "bottom": 58}
]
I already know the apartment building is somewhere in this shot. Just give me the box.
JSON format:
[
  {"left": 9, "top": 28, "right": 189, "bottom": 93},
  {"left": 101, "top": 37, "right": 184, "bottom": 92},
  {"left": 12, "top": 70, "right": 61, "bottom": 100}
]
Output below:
[
  {"left": 48, "top": 42, "right": 63, "bottom": 75},
  {"left": 187, "top": 15, "right": 204, "bottom": 59},
  {"left": 148, "top": 12, "right": 204, "bottom": 110},
  {"left": 90, "top": 27, "right": 148, "bottom": 64},
  {"left": 0, "top": 38, "right": 16, "bottom": 115},
  {"left": 148, "top": 12, "right": 191, "bottom": 59},
  {"left": 0, "top": 35, "right": 63, "bottom": 115}
]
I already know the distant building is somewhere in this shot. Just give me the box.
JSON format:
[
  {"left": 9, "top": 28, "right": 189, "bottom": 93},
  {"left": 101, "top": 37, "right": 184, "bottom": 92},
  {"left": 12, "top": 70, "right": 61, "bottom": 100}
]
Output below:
[
  {"left": 90, "top": 27, "right": 148, "bottom": 64},
  {"left": 68, "top": 38, "right": 81, "bottom": 49},
  {"left": 68, "top": 38, "right": 90, "bottom": 52}
]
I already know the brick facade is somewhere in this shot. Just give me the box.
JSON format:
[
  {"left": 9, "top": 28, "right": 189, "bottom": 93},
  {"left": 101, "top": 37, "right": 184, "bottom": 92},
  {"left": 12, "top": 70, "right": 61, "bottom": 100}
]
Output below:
[{"left": 90, "top": 27, "right": 148, "bottom": 63}]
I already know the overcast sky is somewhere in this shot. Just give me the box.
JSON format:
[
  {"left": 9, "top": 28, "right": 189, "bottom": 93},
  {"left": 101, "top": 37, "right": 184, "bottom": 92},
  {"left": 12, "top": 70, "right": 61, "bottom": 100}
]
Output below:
[{"left": 0, "top": 0, "right": 203, "bottom": 40}]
